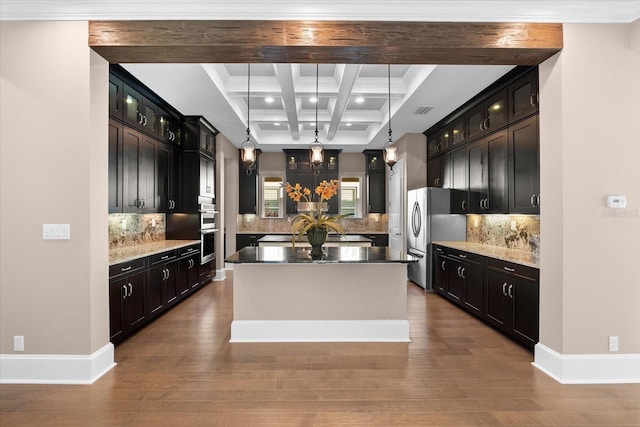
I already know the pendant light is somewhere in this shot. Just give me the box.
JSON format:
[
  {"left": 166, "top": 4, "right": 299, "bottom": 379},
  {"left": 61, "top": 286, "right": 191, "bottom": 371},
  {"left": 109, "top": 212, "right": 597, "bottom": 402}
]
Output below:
[
  {"left": 383, "top": 64, "right": 398, "bottom": 175},
  {"left": 241, "top": 63, "right": 257, "bottom": 173},
  {"left": 310, "top": 64, "right": 324, "bottom": 171}
]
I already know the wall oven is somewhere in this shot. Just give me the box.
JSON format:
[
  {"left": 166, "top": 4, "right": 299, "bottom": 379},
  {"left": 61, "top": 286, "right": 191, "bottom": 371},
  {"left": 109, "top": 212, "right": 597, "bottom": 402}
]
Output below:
[{"left": 199, "top": 203, "right": 218, "bottom": 264}]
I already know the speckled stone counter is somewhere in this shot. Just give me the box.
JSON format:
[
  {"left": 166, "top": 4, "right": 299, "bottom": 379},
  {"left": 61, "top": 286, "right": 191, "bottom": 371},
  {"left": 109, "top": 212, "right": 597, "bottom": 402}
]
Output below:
[
  {"left": 433, "top": 241, "right": 539, "bottom": 268},
  {"left": 109, "top": 240, "right": 200, "bottom": 265}
]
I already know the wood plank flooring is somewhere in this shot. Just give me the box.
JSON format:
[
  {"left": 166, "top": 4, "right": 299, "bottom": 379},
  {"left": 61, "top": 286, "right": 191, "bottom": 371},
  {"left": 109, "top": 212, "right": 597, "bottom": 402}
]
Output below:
[{"left": 2, "top": 273, "right": 639, "bottom": 426}]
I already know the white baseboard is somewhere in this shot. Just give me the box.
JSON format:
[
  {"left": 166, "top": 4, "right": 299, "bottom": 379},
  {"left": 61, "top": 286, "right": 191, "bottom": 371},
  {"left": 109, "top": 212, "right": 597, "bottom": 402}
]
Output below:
[
  {"left": 230, "top": 320, "right": 411, "bottom": 343},
  {"left": 0, "top": 342, "right": 116, "bottom": 384},
  {"left": 213, "top": 268, "right": 226, "bottom": 281},
  {"left": 533, "top": 343, "right": 640, "bottom": 384}
]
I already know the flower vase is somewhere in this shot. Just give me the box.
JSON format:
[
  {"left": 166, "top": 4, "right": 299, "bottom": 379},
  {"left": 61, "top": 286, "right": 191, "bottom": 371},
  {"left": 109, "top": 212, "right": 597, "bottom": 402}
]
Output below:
[{"left": 306, "top": 226, "right": 328, "bottom": 259}]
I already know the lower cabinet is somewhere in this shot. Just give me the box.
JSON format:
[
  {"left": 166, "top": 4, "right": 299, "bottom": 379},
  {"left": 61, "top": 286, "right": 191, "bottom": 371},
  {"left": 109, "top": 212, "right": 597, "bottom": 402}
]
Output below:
[
  {"left": 109, "top": 243, "right": 205, "bottom": 345},
  {"left": 109, "top": 271, "right": 147, "bottom": 343},
  {"left": 433, "top": 244, "right": 539, "bottom": 350}
]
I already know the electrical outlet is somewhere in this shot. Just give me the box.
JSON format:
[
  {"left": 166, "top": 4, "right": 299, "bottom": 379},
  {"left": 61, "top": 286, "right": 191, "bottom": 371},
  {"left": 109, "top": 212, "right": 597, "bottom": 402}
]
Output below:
[
  {"left": 152, "top": 218, "right": 156, "bottom": 228},
  {"left": 510, "top": 220, "right": 517, "bottom": 231},
  {"left": 14, "top": 336, "right": 24, "bottom": 352},
  {"left": 609, "top": 336, "right": 619, "bottom": 352},
  {"left": 121, "top": 219, "right": 127, "bottom": 230}
]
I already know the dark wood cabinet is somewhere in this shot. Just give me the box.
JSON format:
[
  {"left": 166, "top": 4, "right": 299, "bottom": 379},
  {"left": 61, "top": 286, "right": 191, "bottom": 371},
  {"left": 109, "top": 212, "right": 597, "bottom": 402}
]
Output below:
[
  {"left": 485, "top": 265, "right": 539, "bottom": 349},
  {"left": 122, "top": 126, "right": 158, "bottom": 213},
  {"left": 157, "top": 107, "right": 183, "bottom": 146},
  {"left": 122, "top": 83, "right": 161, "bottom": 138},
  {"left": 465, "top": 89, "right": 508, "bottom": 143},
  {"left": 427, "top": 127, "right": 451, "bottom": 158},
  {"left": 427, "top": 155, "right": 449, "bottom": 188},
  {"left": 157, "top": 142, "right": 181, "bottom": 213},
  {"left": 108, "top": 74, "right": 124, "bottom": 121},
  {"left": 284, "top": 149, "right": 340, "bottom": 214},
  {"left": 360, "top": 233, "right": 388, "bottom": 247},
  {"left": 183, "top": 116, "right": 217, "bottom": 157},
  {"left": 109, "top": 271, "right": 147, "bottom": 344},
  {"left": 148, "top": 260, "right": 177, "bottom": 319},
  {"left": 449, "top": 147, "right": 467, "bottom": 213},
  {"left": 236, "top": 233, "right": 266, "bottom": 250},
  {"left": 467, "top": 129, "right": 508, "bottom": 213},
  {"left": 108, "top": 120, "right": 124, "bottom": 213},
  {"left": 364, "top": 150, "right": 386, "bottom": 213},
  {"left": 200, "top": 156, "right": 215, "bottom": 200},
  {"left": 239, "top": 149, "right": 260, "bottom": 214},
  {"left": 176, "top": 245, "right": 200, "bottom": 297},
  {"left": 509, "top": 115, "right": 540, "bottom": 214},
  {"left": 508, "top": 68, "right": 538, "bottom": 123}
]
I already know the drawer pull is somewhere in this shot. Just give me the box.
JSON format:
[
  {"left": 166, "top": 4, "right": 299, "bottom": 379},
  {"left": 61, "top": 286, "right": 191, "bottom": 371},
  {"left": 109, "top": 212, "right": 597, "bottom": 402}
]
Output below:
[
  {"left": 458, "top": 254, "right": 466, "bottom": 259},
  {"left": 503, "top": 266, "right": 515, "bottom": 272},
  {"left": 121, "top": 266, "right": 132, "bottom": 272},
  {"left": 161, "top": 255, "right": 169, "bottom": 260}
]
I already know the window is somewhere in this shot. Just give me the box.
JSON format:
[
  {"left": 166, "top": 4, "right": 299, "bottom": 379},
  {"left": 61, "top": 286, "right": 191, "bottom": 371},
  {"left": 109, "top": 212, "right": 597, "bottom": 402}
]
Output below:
[
  {"left": 340, "top": 176, "right": 362, "bottom": 218},
  {"left": 262, "top": 176, "right": 284, "bottom": 218}
]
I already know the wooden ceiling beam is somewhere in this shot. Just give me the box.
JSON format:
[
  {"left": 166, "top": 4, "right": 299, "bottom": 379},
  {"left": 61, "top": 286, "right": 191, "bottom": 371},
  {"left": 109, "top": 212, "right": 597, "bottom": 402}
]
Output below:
[{"left": 89, "top": 20, "right": 563, "bottom": 65}]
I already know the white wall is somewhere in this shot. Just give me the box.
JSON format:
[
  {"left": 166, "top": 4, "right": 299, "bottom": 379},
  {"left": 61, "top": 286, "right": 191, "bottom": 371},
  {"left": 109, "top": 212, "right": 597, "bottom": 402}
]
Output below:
[{"left": 539, "top": 23, "right": 640, "bottom": 356}]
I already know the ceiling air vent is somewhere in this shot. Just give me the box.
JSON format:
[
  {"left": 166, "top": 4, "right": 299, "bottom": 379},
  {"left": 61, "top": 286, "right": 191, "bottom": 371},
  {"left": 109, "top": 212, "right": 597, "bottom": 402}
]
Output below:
[{"left": 414, "top": 106, "right": 433, "bottom": 115}]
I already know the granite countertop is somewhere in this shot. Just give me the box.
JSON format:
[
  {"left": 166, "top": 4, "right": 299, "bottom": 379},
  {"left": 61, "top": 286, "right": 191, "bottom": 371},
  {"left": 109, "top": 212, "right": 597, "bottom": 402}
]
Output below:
[
  {"left": 433, "top": 241, "right": 540, "bottom": 269},
  {"left": 226, "top": 246, "right": 416, "bottom": 264},
  {"left": 109, "top": 240, "right": 200, "bottom": 266},
  {"left": 236, "top": 231, "right": 388, "bottom": 235},
  {"left": 258, "top": 235, "right": 372, "bottom": 243}
]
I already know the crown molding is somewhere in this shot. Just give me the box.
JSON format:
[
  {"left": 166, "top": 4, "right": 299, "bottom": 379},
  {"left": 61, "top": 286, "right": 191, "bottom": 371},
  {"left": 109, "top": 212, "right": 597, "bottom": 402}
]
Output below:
[{"left": 1, "top": 1, "right": 639, "bottom": 23}]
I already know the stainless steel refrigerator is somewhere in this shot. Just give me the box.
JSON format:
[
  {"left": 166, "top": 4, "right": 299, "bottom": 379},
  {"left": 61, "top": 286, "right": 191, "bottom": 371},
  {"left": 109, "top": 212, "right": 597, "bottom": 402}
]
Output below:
[{"left": 406, "top": 187, "right": 466, "bottom": 291}]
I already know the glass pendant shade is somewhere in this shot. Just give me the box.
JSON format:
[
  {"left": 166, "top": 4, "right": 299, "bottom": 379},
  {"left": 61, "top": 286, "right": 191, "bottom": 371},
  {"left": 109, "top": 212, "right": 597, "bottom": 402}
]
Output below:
[
  {"left": 241, "top": 137, "right": 256, "bottom": 166},
  {"left": 310, "top": 142, "right": 324, "bottom": 167},
  {"left": 384, "top": 144, "right": 398, "bottom": 168}
]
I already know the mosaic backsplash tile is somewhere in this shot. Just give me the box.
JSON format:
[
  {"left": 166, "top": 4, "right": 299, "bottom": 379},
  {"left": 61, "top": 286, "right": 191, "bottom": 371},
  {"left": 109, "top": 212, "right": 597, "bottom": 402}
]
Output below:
[
  {"left": 466, "top": 214, "right": 540, "bottom": 254},
  {"left": 237, "top": 213, "right": 389, "bottom": 234},
  {"left": 109, "top": 214, "right": 166, "bottom": 248}
]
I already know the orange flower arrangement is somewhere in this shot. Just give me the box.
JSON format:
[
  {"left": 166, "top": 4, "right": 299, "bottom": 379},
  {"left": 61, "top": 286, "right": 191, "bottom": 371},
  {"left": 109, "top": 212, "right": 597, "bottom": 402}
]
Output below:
[{"left": 285, "top": 179, "right": 349, "bottom": 245}]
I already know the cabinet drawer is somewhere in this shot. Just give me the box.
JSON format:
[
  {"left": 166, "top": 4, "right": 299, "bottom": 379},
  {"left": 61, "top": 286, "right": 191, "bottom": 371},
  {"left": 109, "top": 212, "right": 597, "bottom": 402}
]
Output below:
[
  {"left": 109, "top": 257, "right": 146, "bottom": 278},
  {"left": 149, "top": 250, "right": 177, "bottom": 266},
  {"left": 179, "top": 245, "right": 200, "bottom": 258},
  {"left": 487, "top": 258, "right": 539, "bottom": 282},
  {"left": 446, "top": 249, "right": 483, "bottom": 265}
]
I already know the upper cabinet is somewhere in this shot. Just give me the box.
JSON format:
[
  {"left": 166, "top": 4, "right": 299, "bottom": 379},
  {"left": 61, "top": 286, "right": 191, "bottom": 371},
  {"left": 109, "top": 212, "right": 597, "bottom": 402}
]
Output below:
[
  {"left": 283, "top": 149, "right": 340, "bottom": 215},
  {"left": 183, "top": 116, "right": 217, "bottom": 158},
  {"left": 122, "top": 84, "right": 161, "bottom": 138},
  {"left": 364, "top": 150, "right": 386, "bottom": 214},
  {"left": 508, "top": 68, "right": 539, "bottom": 123},
  {"left": 425, "top": 66, "right": 539, "bottom": 215},
  {"left": 108, "top": 74, "right": 124, "bottom": 121}
]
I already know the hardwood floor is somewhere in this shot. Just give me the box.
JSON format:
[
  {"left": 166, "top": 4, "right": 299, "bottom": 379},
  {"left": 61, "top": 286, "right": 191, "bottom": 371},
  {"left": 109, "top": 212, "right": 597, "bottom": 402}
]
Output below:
[{"left": 2, "top": 273, "right": 639, "bottom": 426}]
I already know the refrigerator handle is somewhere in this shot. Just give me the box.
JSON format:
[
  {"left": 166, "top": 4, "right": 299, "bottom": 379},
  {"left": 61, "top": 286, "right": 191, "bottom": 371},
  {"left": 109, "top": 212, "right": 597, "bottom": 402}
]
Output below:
[
  {"left": 412, "top": 201, "right": 421, "bottom": 237},
  {"left": 407, "top": 249, "right": 424, "bottom": 258}
]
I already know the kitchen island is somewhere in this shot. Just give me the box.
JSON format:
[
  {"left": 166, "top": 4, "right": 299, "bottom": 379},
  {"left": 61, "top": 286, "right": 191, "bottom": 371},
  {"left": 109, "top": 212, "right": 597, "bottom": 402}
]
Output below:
[{"left": 226, "top": 246, "right": 416, "bottom": 342}]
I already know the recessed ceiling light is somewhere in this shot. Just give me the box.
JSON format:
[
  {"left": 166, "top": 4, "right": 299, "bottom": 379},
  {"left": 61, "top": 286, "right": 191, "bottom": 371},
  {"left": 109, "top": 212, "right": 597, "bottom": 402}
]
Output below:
[
  {"left": 265, "top": 96, "right": 274, "bottom": 103},
  {"left": 310, "top": 122, "right": 316, "bottom": 126},
  {"left": 310, "top": 96, "right": 318, "bottom": 103},
  {"left": 345, "top": 123, "right": 352, "bottom": 127},
  {"left": 355, "top": 97, "right": 365, "bottom": 104},
  {"left": 274, "top": 122, "right": 280, "bottom": 126}
]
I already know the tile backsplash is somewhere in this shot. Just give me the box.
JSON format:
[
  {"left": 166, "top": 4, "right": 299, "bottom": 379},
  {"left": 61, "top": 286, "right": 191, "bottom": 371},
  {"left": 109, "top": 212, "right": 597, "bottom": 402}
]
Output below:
[
  {"left": 237, "top": 213, "right": 389, "bottom": 234},
  {"left": 466, "top": 214, "right": 540, "bottom": 254},
  {"left": 109, "top": 214, "right": 166, "bottom": 248}
]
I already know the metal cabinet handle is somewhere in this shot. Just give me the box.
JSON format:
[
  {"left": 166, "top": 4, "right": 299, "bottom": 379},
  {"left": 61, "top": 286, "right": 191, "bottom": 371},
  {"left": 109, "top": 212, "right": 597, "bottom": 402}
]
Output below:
[
  {"left": 503, "top": 266, "right": 515, "bottom": 272},
  {"left": 502, "top": 282, "right": 507, "bottom": 296},
  {"left": 457, "top": 266, "right": 462, "bottom": 276},
  {"left": 536, "top": 194, "right": 541, "bottom": 207},
  {"left": 165, "top": 268, "right": 169, "bottom": 279},
  {"left": 531, "top": 194, "right": 536, "bottom": 207},
  {"left": 143, "top": 115, "right": 147, "bottom": 126},
  {"left": 461, "top": 200, "right": 466, "bottom": 210},
  {"left": 480, "top": 121, "right": 484, "bottom": 131},
  {"left": 461, "top": 268, "right": 466, "bottom": 279},
  {"left": 458, "top": 254, "right": 466, "bottom": 259},
  {"left": 161, "top": 255, "right": 169, "bottom": 260},
  {"left": 508, "top": 284, "right": 513, "bottom": 298},
  {"left": 122, "top": 285, "right": 127, "bottom": 299},
  {"left": 530, "top": 93, "right": 537, "bottom": 107},
  {"left": 137, "top": 112, "right": 144, "bottom": 125},
  {"left": 121, "top": 266, "right": 132, "bottom": 272},
  {"left": 441, "top": 261, "right": 446, "bottom": 271}
]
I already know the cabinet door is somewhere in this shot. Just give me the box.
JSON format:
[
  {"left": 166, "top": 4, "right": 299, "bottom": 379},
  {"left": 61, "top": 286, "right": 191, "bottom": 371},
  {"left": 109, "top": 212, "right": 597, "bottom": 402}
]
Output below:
[
  {"left": 141, "top": 98, "right": 159, "bottom": 137},
  {"left": 486, "top": 129, "right": 509, "bottom": 213},
  {"left": 449, "top": 147, "right": 467, "bottom": 213},
  {"left": 465, "top": 103, "right": 485, "bottom": 143},
  {"left": 122, "top": 127, "right": 142, "bottom": 212},
  {"left": 157, "top": 143, "right": 171, "bottom": 213},
  {"left": 450, "top": 117, "right": 466, "bottom": 149},
  {"left": 122, "top": 272, "right": 147, "bottom": 332},
  {"left": 163, "top": 262, "right": 178, "bottom": 306},
  {"left": 147, "top": 265, "right": 166, "bottom": 318},
  {"left": 108, "top": 120, "right": 124, "bottom": 213},
  {"left": 484, "top": 89, "right": 508, "bottom": 134},
  {"left": 484, "top": 271, "right": 509, "bottom": 331},
  {"left": 446, "top": 258, "right": 463, "bottom": 304},
  {"left": 434, "top": 253, "right": 448, "bottom": 295},
  {"left": 427, "top": 158, "right": 441, "bottom": 188},
  {"left": 238, "top": 160, "right": 258, "bottom": 214},
  {"left": 462, "top": 263, "right": 484, "bottom": 316},
  {"left": 508, "top": 69, "right": 538, "bottom": 122},
  {"left": 187, "top": 255, "right": 200, "bottom": 290},
  {"left": 427, "top": 128, "right": 450, "bottom": 158},
  {"left": 108, "top": 74, "right": 124, "bottom": 120},
  {"left": 511, "top": 279, "right": 539, "bottom": 346},
  {"left": 467, "top": 140, "right": 487, "bottom": 213},
  {"left": 170, "top": 148, "right": 182, "bottom": 212},
  {"left": 367, "top": 172, "right": 386, "bottom": 213},
  {"left": 123, "top": 84, "right": 144, "bottom": 129},
  {"left": 109, "top": 278, "right": 125, "bottom": 341},
  {"left": 176, "top": 257, "right": 192, "bottom": 297},
  {"left": 509, "top": 115, "right": 540, "bottom": 214},
  {"left": 138, "top": 134, "right": 158, "bottom": 213}
]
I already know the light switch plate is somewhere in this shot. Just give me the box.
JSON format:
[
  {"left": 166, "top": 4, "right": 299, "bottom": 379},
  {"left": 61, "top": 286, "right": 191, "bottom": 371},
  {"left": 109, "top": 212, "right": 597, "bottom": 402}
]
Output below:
[
  {"left": 606, "top": 195, "right": 627, "bottom": 208},
  {"left": 43, "top": 224, "right": 71, "bottom": 240}
]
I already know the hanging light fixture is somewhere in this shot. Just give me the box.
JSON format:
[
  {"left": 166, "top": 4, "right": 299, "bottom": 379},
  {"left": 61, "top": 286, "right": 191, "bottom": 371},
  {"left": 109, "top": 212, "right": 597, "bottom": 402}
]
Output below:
[
  {"left": 383, "top": 64, "right": 398, "bottom": 175},
  {"left": 310, "top": 63, "right": 324, "bottom": 170},
  {"left": 240, "top": 63, "right": 257, "bottom": 173}
]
